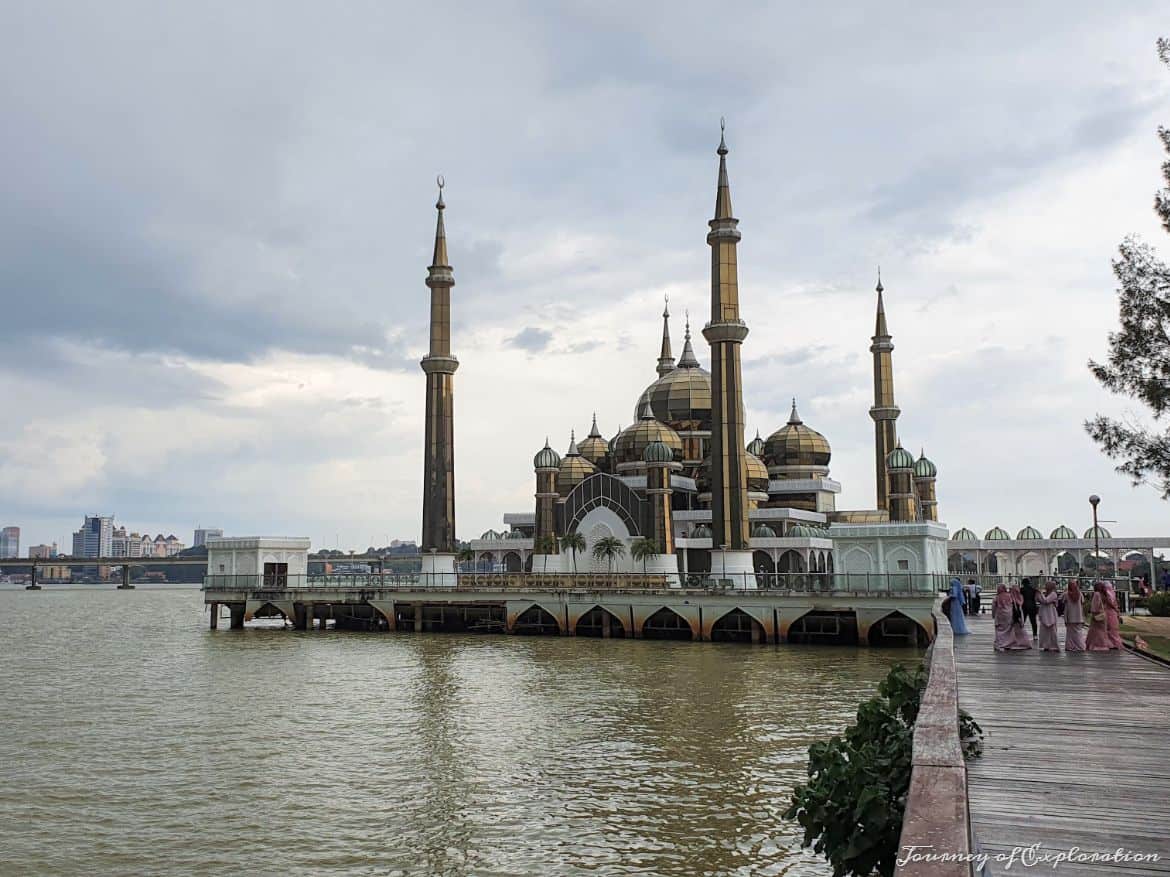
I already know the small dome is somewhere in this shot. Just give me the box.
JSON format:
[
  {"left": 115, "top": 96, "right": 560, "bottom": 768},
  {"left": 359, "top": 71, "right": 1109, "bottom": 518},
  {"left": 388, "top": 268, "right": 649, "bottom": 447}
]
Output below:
[
  {"left": 506, "top": 530, "right": 526, "bottom": 539},
  {"left": 952, "top": 528, "right": 978, "bottom": 541},
  {"left": 613, "top": 402, "right": 683, "bottom": 465},
  {"left": 789, "top": 522, "right": 816, "bottom": 538},
  {"left": 1084, "top": 525, "right": 1112, "bottom": 540},
  {"left": 886, "top": 442, "right": 916, "bottom": 471},
  {"left": 746, "top": 429, "right": 765, "bottom": 457},
  {"left": 751, "top": 522, "right": 776, "bottom": 538},
  {"left": 985, "top": 526, "right": 1011, "bottom": 540},
  {"left": 913, "top": 451, "right": 937, "bottom": 478},
  {"left": 1017, "top": 526, "right": 1043, "bottom": 540},
  {"left": 691, "top": 524, "right": 712, "bottom": 539},
  {"left": 643, "top": 440, "right": 674, "bottom": 463},
  {"left": 577, "top": 414, "right": 609, "bottom": 467},
  {"left": 1050, "top": 525, "right": 1076, "bottom": 540},
  {"left": 763, "top": 400, "right": 831, "bottom": 468},
  {"left": 479, "top": 529, "right": 503, "bottom": 540},
  {"left": 745, "top": 451, "right": 770, "bottom": 491},
  {"left": 533, "top": 439, "right": 561, "bottom": 470},
  {"left": 557, "top": 431, "right": 597, "bottom": 496}
]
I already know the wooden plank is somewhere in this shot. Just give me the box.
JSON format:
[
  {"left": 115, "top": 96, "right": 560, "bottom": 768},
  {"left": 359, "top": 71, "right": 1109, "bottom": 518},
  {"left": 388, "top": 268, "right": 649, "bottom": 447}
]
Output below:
[{"left": 954, "top": 615, "right": 1170, "bottom": 876}]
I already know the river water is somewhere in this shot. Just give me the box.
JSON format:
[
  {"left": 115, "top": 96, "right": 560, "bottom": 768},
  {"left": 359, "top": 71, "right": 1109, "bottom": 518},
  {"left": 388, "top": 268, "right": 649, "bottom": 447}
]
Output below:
[{"left": 0, "top": 588, "right": 917, "bottom": 876}]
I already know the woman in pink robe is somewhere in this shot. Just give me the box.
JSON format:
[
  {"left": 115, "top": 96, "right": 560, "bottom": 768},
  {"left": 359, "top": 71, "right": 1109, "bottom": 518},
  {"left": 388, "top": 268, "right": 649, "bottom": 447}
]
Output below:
[
  {"left": 1064, "top": 580, "right": 1087, "bottom": 652},
  {"left": 1036, "top": 580, "right": 1061, "bottom": 652},
  {"left": 1005, "top": 584, "right": 1033, "bottom": 649},
  {"left": 992, "top": 584, "right": 1013, "bottom": 650},
  {"left": 1104, "top": 583, "right": 1123, "bottom": 650},
  {"left": 1086, "top": 582, "right": 1111, "bottom": 651}
]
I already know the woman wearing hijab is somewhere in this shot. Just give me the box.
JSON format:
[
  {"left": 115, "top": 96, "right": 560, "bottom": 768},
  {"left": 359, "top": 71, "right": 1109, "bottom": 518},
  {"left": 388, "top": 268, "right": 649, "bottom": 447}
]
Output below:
[
  {"left": 1064, "top": 580, "right": 1087, "bottom": 652},
  {"left": 992, "top": 583, "right": 1014, "bottom": 650},
  {"left": 1104, "top": 582, "right": 1123, "bottom": 650},
  {"left": 1006, "top": 584, "right": 1034, "bottom": 649},
  {"left": 948, "top": 577, "right": 970, "bottom": 635},
  {"left": 1036, "top": 580, "right": 1061, "bottom": 652},
  {"left": 1086, "top": 582, "right": 1111, "bottom": 651}
]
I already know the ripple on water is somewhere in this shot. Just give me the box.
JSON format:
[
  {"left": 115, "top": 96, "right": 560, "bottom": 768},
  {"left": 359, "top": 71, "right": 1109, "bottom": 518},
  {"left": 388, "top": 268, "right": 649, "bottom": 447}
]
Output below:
[{"left": 0, "top": 589, "right": 918, "bottom": 876}]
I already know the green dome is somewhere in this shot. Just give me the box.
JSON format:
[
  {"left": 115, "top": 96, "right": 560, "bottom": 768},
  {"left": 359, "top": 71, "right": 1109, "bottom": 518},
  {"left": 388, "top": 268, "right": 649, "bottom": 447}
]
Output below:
[
  {"left": 1050, "top": 525, "right": 1076, "bottom": 539},
  {"left": 642, "top": 440, "right": 674, "bottom": 464},
  {"left": 1016, "top": 526, "right": 1043, "bottom": 540},
  {"left": 1084, "top": 525, "right": 1112, "bottom": 540},
  {"left": 952, "top": 528, "right": 978, "bottom": 541},
  {"left": 533, "top": 439, "right": 561, "bottom": 470},
  {"left": 985, "top": 527, "right": 1011, "bottom": 540},
  {"left": 751, "top": 523, "right": 776, "bottom": 538},
  {"left": 691, "top": 524, "right": 712, "bottom": 539},
  {"left": 913, "top": 451, "right": 937, "bottom": 478},
  {"left": 886, "top": 443, "right": 916, "bottom": 471},
  {"left": 789, "top": 522, "right": 816, "bottom": 538}
]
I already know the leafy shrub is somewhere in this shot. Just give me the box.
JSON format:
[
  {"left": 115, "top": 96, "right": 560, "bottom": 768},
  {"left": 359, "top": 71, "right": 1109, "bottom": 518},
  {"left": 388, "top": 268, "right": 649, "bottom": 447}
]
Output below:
[
  {"left": 784, "top": 663, "right": 982, "bottom": 877},
  {"left": 1147, "top": 592, "right": 1170, "bottom": 617}
]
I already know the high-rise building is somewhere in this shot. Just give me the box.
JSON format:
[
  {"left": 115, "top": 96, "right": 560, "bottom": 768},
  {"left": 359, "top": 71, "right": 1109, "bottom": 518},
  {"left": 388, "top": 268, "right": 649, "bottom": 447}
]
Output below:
[
  {"left": 71, "top": 516, "right": 113, "bottom": 558},
  {"left": 0, "top": 526, "right": 19, "bottom": 558},
  {"left": 193, "top": 528, "right": 223, "bottom": 548},
  {"left": 28, "top": 543, "right": 57, "bottom": 559}
]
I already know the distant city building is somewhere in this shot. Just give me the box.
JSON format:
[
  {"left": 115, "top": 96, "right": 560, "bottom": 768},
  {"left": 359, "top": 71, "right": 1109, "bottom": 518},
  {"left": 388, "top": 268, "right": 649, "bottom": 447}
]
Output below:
[
  {"left": 0, "top": 526, "right": 19, "bottom": 558},
  {"left": 28, "top": 543, "right": 57, "bottom": 559},
  {"left": 72, "top": 516, "right": 113, "bottom": 558},
  {"left": 193, "top": 528, "right": 223, "bottom": 548}
]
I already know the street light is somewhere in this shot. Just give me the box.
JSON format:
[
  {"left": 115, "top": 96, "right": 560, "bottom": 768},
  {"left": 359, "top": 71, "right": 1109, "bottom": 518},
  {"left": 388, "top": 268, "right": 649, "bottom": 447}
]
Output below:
[{"left": 1089, "top": 495, "right": 1101, "bottom": 574}]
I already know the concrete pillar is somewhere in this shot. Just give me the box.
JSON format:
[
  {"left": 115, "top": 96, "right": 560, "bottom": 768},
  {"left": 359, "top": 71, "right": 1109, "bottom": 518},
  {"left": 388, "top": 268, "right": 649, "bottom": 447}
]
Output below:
[
  {"left": 414, "top": 603, "right": 424, "bottom": 633},
  {"left": 210, "top": 602, "right": 219, "bottom": 630},
  {"left": 601, "top": 611, "right": 612, "bottom": 639},
  {"left": 230, "top": 604, "right": 245, "bottom": 629},
  {"left": 294, "top": 604, "right": 308, "bottom": 631}
]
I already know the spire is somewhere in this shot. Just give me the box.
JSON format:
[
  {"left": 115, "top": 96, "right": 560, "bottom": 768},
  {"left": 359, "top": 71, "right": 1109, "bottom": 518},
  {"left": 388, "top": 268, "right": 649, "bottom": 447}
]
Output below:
[
  {"left": 588, "top": 412, "right": 602, "bottom": 437},
  {"left": 677, "top": 310, "right": 701, "bottom": 367},
  {"left": 656, "top": 295, "right": 675, "bottom": 377},
  {"left": 788, "top": 397, "right": 802, "bottom": 425},
  {"left": 874, "top": 267, "right": 889, "bottom": 338},
  {"left": 714, "top": 117, "right": 733, "bottom": 220},
  {"left": 566, "top": 429, "right": 579, "bottom": 456},
  {"left": 640, "top": 398, "right": 655, "bottom": 420},
  {"left": 431, "top": 176, "right": 448, "bottom": 267}
]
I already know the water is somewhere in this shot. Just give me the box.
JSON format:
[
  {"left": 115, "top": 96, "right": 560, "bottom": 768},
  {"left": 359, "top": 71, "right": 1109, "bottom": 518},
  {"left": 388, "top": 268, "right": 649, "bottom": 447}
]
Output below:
[{"left": 0, "top": 588, "right": 917, "bottom": 876}]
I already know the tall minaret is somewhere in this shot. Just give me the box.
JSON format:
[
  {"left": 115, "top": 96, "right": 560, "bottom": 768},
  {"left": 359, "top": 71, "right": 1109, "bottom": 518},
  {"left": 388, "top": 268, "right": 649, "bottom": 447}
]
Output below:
[
  {"left": 869, "top": 270, "right": 900, "bottom": 512},
  {"left": 702, "top": 121, "right": 752, "bottom": 577},
  {"left": 656, "top": 296, "right": 675, "bottom": 377},
  {"left": 420, "top": 177, "right": 458, "bottom": 573}
]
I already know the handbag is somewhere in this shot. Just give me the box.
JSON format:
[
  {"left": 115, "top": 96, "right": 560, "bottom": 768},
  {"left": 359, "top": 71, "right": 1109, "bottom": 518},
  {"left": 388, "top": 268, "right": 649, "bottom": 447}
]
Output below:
[{"left": 1092, "top": 611, "right": 1106, "bottom": 623}]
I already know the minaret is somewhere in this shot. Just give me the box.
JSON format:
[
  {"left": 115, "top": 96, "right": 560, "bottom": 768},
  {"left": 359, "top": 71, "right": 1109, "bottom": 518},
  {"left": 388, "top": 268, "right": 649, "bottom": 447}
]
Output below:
[
  {"left": 533, "top": 438, "right": 561, "bottom": 562},
  {"left": 420, "top": 177, "right": 459, "bottom": 580},
  {"left": 869, "top": 270, "right": 900, "bottom": 513},
  {"left": 701, "top": 121, "right": 753, "bottom": 580},
  {"left": 656, "top": 296, "right": 675, "bottom": 377}
]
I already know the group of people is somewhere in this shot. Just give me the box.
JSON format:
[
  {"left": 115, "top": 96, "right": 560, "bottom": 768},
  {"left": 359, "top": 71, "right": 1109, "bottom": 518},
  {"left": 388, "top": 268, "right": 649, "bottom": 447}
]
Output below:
[{"left": 946, "top": 576, "right": 1124, "bottom": 653}]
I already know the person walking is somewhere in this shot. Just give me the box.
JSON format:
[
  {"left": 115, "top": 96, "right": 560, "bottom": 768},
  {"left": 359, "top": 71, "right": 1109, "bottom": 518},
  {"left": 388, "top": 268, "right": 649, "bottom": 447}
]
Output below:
[
  {"left": 1086, "top": 582, "right": 1111, "bottom": 652},
  {"left": 1005, "top": 584, "right": 1033, "bottom": 650},
  {"left": 992, "top": 584, "right": 1013, "bottom": 651},
  {"left": 1020, "top": 577, "right": 1039, "bottom": 639},
  {"left": 1104, "top": 582, "right": 1124, "bottom": 651},
  {"left": 968, "top": 578, "right": 982, "bottom": 615},
  {"left": 1064, "top": 580, "right": 1087, "bottom": 652},
  {"left": 1036, "top": 580, "right": 1061, "bottom": 652},
  {"left": 948, "top": 577, "right": 969, "bottom": 635}
]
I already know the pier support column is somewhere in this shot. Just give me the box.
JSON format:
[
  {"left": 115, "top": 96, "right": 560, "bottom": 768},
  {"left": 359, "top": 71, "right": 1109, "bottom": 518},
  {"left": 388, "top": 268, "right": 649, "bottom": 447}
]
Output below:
[
  {"left": 414, "top": 603, "right": 424, "bottom": 633},
  {"left": 209, "top": 602, "right": 218, "bottom": 630},
  {"left": 601, "top": 612, "right": 611, "bottom": 639},
  {"left": 230, "top": 604, "right": 245, "bottom": 629},
  {"left": 293, "top": 604, "right": 308, "bottom": 631}
]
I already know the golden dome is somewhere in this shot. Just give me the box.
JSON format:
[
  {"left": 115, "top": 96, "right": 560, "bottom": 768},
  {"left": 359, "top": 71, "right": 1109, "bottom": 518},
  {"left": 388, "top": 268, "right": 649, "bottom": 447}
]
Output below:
[
  {"left": 613, "top": 404, "right": 683, "bottom": 465},
  {"left": 577, "top": 413, "right": 609, "bottom": 467},
  {"left": 635, "top": 318, "right": 712, "bottom": 432},
  {"left": 745, "top": 451, "right": 770, "bottom": 491},
  {"left": 763, "top": 399, "right": 831, "bottom": 469},
  {"left": 557, "top": 431, "right": 597, "bottom": 496}
]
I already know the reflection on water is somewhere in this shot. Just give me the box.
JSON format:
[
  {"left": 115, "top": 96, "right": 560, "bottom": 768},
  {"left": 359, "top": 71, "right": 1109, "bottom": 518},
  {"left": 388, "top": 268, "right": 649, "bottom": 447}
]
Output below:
[{"left": 0, "top": 589, "right": 917, "bottom": 876}]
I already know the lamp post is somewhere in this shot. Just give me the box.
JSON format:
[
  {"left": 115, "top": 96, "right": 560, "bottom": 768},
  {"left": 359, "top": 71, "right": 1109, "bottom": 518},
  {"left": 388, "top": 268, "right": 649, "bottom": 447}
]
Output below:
[{"left": 1089, "top": 495, "right": 1101, "bottom": 575}]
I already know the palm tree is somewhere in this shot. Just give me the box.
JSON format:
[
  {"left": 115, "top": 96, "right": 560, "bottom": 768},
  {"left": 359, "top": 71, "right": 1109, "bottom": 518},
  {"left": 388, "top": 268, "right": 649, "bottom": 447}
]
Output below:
[
  {"left": 560, "top": 532, "right": 586, "bottom": 574},
  {"left": 456, "top": 547, "right": 475, "bottom": 573},
  {"left": 591, "top": 536, "right": 626, "bottom": 574},
  {"left": 534, "top": 535, "right": 557, "bottom": 555},
  {"left": 629, "top": 537, "right": 657, "bottom": 576}
]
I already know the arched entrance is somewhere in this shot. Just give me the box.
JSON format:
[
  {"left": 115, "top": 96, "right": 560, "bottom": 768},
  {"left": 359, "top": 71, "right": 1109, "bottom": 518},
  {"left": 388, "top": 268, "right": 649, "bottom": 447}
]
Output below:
[
  {"left": 786, "top": 611, "right": 858, "bottom": 645},
  {"left": 710, "top": 608, "right": 766, "bottom": 644},
  {"left": 641, "top": 607, "right": 694, "bottom": 641},
  {"left": 866, "top": 611, "right": 930, "bottom": 647},
  {"left": 574, "top": 606, "right": 626, "bottom": 638},
  {"left": 512, "top": 605, "right": 560, "bottom": 636},
  {"left": 502, "top": 551, "right": 523, "bottom": 573},
  {"left": 778, "top": 549, "right": 806, "bottom": 573}
]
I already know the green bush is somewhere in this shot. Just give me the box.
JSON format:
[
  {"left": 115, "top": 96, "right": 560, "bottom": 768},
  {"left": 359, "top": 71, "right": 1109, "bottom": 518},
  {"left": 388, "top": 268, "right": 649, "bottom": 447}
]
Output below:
[
  {"left": 1147, "top": 592, "right": 1170, "bottom": 617},
  {"left": 783, "top": 663, "right": 982, "bottom": 877}
]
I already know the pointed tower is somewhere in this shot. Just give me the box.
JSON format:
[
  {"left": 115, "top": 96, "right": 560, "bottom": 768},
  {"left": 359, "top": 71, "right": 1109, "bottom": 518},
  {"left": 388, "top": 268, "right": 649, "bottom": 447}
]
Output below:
[
  {"left": 656, "top": 296, "right": 675, "bottom": 377},
  {"left": 420, "top": 178, "right": 459, "bottom": 579},
  {"left": 869, "top": 270, "right": 901, "bottom": 513},
  {"left": 701, "top": 121, "right": 753, "bottom": 580}
]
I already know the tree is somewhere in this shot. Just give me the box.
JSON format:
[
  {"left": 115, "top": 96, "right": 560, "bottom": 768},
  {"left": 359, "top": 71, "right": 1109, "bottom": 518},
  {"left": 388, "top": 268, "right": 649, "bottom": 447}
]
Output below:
[
  {"left": 590, "top": 536, "right": 626, "bottom": 574},
  {"left": 1085, "top": 39, "right": 1170, "bottom": 498},
  {"left": 534, "top": 534, "right": 557, "bottom": 555},
  {"left": 629, "top": 537, "right": 657, "bottom": 575},
  {"left": 559, "top": 532, "right": 586, "bottom": 574},
  {"left": 456, "top": 547, "right": 475, "bottom": 572}
]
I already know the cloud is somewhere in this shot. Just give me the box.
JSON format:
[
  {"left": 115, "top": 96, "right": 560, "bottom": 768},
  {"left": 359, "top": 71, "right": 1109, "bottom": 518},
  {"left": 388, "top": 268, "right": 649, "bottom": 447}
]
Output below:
[{"left": 507, "top": 327, "right": 554, "bottom": 352}]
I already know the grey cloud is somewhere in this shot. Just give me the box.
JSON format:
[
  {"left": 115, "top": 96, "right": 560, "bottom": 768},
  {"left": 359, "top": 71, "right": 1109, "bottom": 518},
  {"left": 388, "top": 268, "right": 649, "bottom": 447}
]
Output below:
[{"left": 507, "top": 327, "right": 553, "bottom": 352}]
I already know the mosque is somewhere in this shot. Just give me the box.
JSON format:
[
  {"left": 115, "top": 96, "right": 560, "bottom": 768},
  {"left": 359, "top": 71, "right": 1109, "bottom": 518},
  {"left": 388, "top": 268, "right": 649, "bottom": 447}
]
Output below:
[{"left": 421, "top": 126, "right": 950, "bottom": 586}]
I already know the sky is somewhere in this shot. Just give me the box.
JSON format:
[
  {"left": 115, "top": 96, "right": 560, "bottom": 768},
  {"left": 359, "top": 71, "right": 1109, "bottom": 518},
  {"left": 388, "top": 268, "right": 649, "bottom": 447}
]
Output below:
[{"left": 2, "top": 1, "right": 1169, "bottom": 550}]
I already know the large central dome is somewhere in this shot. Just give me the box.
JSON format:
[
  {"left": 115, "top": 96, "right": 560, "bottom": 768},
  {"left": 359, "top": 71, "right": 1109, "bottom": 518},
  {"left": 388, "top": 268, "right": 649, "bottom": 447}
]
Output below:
[{"left": 635, "top": 319, "right": 712, "bottom": 432}]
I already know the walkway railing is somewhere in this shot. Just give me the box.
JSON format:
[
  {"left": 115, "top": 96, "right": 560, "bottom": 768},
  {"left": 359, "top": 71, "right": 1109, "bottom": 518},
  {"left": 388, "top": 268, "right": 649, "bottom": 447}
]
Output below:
[{"left": 203, "top": 571, "right": 955, "bottom": 594}]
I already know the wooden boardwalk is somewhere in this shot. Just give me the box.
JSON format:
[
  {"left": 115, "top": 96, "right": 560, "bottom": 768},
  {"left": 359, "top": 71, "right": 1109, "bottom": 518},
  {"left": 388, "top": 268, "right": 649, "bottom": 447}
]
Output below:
[{"left": 954, "top": 615, "right": 1170, "bottom": 876}]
